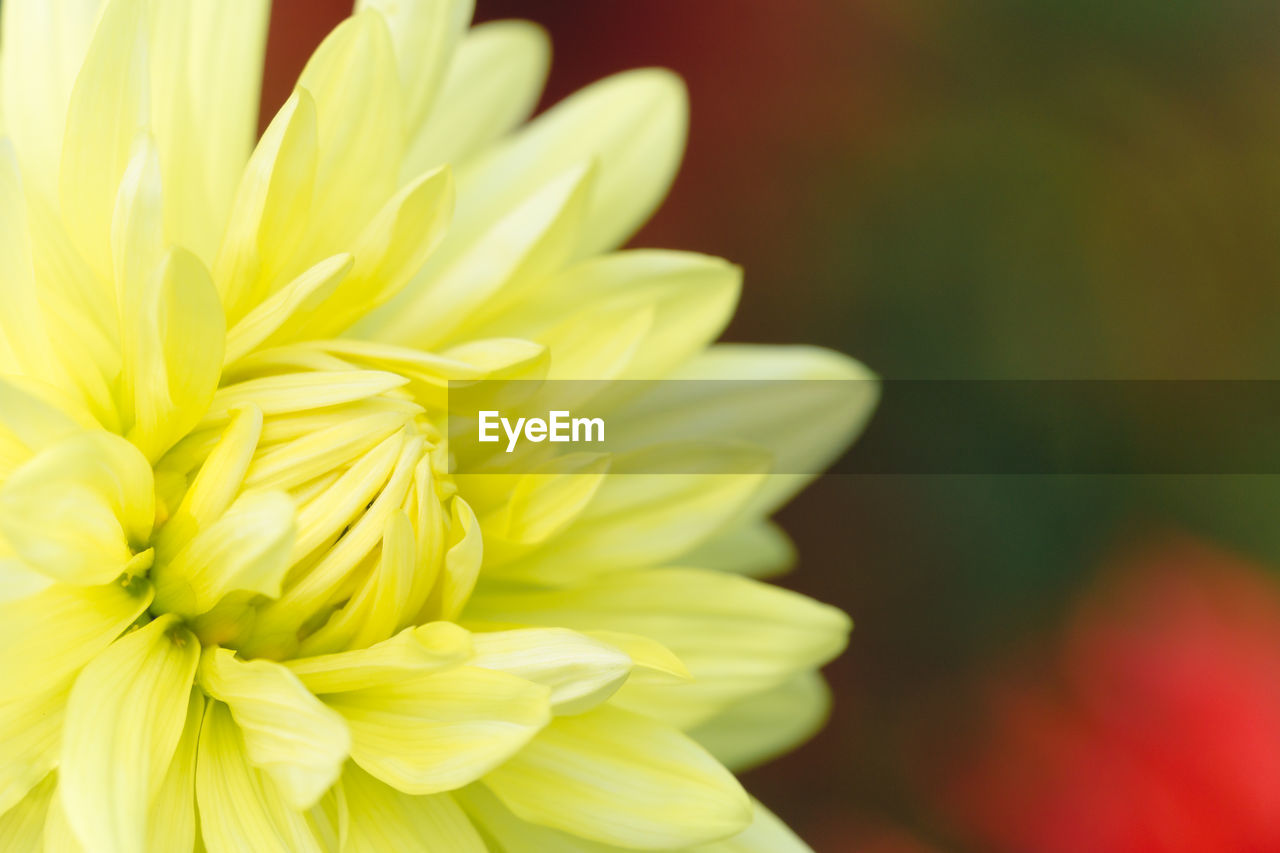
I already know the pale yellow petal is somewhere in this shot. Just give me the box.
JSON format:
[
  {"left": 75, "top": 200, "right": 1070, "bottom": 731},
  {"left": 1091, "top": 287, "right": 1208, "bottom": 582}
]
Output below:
[
  {"left": 325, "top": 665, "right": 551, "bottom": 795},
  {"left": 223, "top": 254, "right": 353, "bottom": 365},
  {"left": 152, "top": 490, "right": 295, "bottom": 618},
  {"left": 427, "top": 497, "right": 482, "bottom": 621},
  {"left": 0, "top": 771, "right": 54, "bottom": 851},
  {"left": 488, "top": 445, "right": 767, "bottom": 586},
  {"left": 367, "top": 162, "right": 592, "bottom": 348},
  {"left": 677, "top": 520, "right": 796, "bottom": 579},
  {"left": 292, "top": 10, "right": 403, "bottom": 262},
  {"left": 122, "top": 247, "right": 227, "bottom": 462},
  {"left": 278, "top": 165, "right": 453, "bottom": 341},
  {"left": 215, "top": 90, "right": 319, "bottom": 322},
  {"left": 468, "top": 568, "right": 850, "bottom": 728},
  {"left": 470, "top": 628, "right": 631, "bottom": 715},
  {"left": 453, "top": 68, "right": 686, "bottom": 260},
  {"left": 1, "top": 0, "right": 102, "bottom": 201},
  {"left": 197, "top": 648, "right": 350, "bottom": 809},
  {"left": 297, "top": 510, "right": 418, "bottom": 654},
  {"left": 288, "top": 622, "right": 472, "bottom": 694},
  {"left": 464, "top": 250, "right": 742, "bottom": 380},
  {"left": 0, "top": 693, "right": 65, "bottom": 817},
  {"left": 60, "top": 615, "right": 200, "bottom": 853},
  {"left": 148, "top": 0, "right": 271, "bottom": 263},
  {"left": 455, "top": 783, "right": 618, "bottom": 852},
  {"left": 342, "top": 763, "right": 485, "bottom": 853},
  {"left": 42, "top": 789, "right": 85, "bottom": 853},
  {"left": 244, "top": 409, "right": 409, "bottom": 494},
  {"left": 0, "top": 141, "right": 61, "bottom": 388},
  {"left": 483, "top": 705, "right": 751, "bottom": 849},
  {"left": 0, "top": 579, "right": 151, "bottom": 699},
  {"left": 688, "top": 800, "right": 813, "bottom": 853},
  {"left": 401, "top": 19, "right": 549, "bottom": 178},
  {"left": 0, "top": 431, "right": 154, "bottom": 585},
  {"left": 465, "top": 454, "right": 609, "bottom": 565},
  {"left": 59, "top": 0, "right": 150, "bottom": 278},
  {"left": 356, "top": 0, "right": 472, "bottom": 136},
  {"left": 0, "top": 580, "right": 151, "bottom": 814},
  {"left": 204, "top": 370, "right": 408, "bottom": 424},
  {"left": 146, "top": 689, "right": 204, "bottom": 853},
  {"left": 0, "top": 376, "right": 96, "bottom": 479},
  {"left": 195, "top": 700, "right": 326, "bottom": 853},
  {"left": 662, "top": 344, "right": 879, "bottom": 516},
  {"left": 689, "top": 672, "right": 832, "bottom": 772},
  {"left": 309, "top": 336, "right": 547, "bottom": 390},
  {"left": 154, "top": 403, "right": 263, "bottom": 558}
]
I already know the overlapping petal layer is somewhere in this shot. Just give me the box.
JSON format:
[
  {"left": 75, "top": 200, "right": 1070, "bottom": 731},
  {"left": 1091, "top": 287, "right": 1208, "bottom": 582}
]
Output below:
[{"left": 0, "top": 1, "right": 873, "bottom": 850}]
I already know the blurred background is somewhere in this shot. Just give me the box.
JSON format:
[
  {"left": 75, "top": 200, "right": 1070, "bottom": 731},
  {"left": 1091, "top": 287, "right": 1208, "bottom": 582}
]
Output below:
[{"left": 269, "top": 2, "right": 1280, "bottom": 850}]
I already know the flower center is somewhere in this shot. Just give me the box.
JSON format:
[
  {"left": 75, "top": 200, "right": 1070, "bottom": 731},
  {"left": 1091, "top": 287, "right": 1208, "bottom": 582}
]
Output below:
[{"left": 140, "top": 365, "right": 459, "bottom": 661}]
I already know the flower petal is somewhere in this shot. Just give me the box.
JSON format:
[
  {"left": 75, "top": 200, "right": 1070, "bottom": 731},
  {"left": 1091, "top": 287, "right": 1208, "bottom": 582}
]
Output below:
[
  {"left": 154, "top": 402, "right": 263, "bottom": 557},
  {"left": 487, "top": 445, "right": 768, "bottom": 586},
  {"left": 0, "top": 142, "right": 62, "bottom": 389},
  {"left": 356, "top": 0, "right": 472, "bottom": 136},
  {"left": 464, "top": 250, "right": 742, "bottom": 380},
  {"left": 59, "top": 0, "right": 150, "bottom": 278},
  {"left": 342, "top": 763, "right": 485, "bottom": 853},
  {"left": 454, "top": 68, "right": 686, "bottom": 260},
  {"left": 469, "top": 568, "right": 850, "bottom": 728},
  {"left": 325, "top": 665, "right": 551, "bottom": 795},
  {"left": 425, "top": 497, "right": 482, "bottom": 621},
  {"left": 483, "top": 705, "right": 752, "bottom": 849},
  {"left": 366, "top": 162, "right": 592, "bottom": 348},
  {"left": 0, "top": 0, "right": 101, "bottom": 200},
  {"left": 152, "top": 489, "right": 294, "bottom": 618},
  {"left": 195, "top": 700, "right": 327, "bottom": 853},
  {"left": 288, "top": 622, "right": 473, "bottom": 695},
  {"left": 293, "top": 9, "right": 403, "bottom": 261},
  {"left": 689, "top": 672, "right": 833, "bottom": 772},
  {"left": 661, "top": 344, "right": 879, "bottom": 516},
  {"left": 0, "top": 376, "right": 99, "bottom": 479},
  {"left": 0, "top": 693, "right": 65, "bottom": 817},
  {"left": 278, "top": 165, "right": 453, "bottom": 341},
  {"left": 470, "top": 628, "right": 632, "bottom": 715},
  {"left": 0, "top": 580, "right": 151, "bottom": 813},
  {"left": 224, "top": 253, "right": 353, "bottom": 364},
  {"left": 197, "top": 648, "right": 350, "bottom": 810},
  {"left": 402, "top": 19, "right": 549, "bottom": 178},
  {"left": 122, "top": 245, "right": 227, "bottom": 462},
  {"left": 678, "top": 520, "right": 797, "bottom": 579},
  {"left": 215, "top": 90, "right": 319, "bottom": 323},
  {"left": 0, "top": 771, "right": 54, "bottom": 850},
  {"left": 0, "top": 579, "right": 152, "bottom": 700},
  {"left": 60, "top": 615, "right": 200, "bottom": 853},
  {"left": 146, "top": 689, "right": 204, "bottom": 853},
  {"left": 455, "top": 783, "right": 618, "bottom": 852},
  {"left": 0, "top": 431, "right": 155, "bottom": 585},
  {"left": 464, "top": 454, "right": 610, "bottom": 565},
  {"left": 691, "top": 800, "right": 813, "bottom": 853},
  {"left": 147, "top": 0, "right": 270, "bottom": 263}
]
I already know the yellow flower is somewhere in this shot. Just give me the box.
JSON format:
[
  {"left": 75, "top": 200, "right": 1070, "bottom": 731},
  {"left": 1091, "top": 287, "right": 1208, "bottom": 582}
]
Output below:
[{"left": 0, "top": 1, "right": 876, "bottom": 851}]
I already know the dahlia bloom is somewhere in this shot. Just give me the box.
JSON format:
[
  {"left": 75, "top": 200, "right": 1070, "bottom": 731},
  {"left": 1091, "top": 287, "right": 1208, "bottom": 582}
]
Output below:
[{"left": 0, "top": 1, "right": 873, "bottom": 850}]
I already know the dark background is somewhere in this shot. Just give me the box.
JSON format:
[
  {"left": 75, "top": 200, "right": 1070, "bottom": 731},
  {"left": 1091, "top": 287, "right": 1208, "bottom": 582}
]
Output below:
[{"left": 267, "top": 3, "right": 1280, "bottom": 849}]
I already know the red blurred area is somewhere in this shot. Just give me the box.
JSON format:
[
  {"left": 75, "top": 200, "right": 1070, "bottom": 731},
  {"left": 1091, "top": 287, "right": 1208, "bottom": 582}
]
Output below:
[{"left": 934, "top": 539, "right": 1280, "bottom": 853}]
